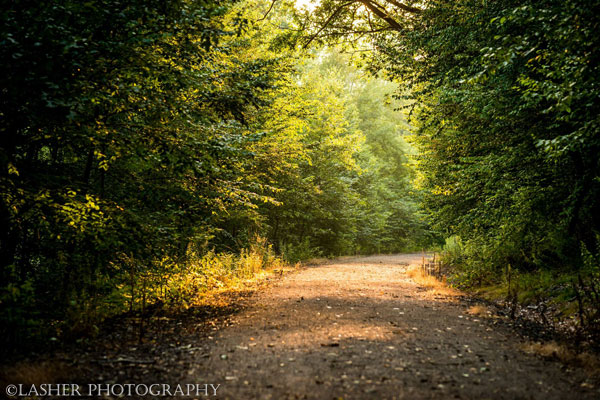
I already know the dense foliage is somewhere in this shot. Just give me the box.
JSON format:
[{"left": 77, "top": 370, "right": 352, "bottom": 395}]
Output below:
[
  {"left": 302, "top": 0, "right": 600, "bottom": 273},
  {"left": 393, "top": 0, "right": 600, "bottom": 279},
  {"left": 300, "top": 0, "right": 600, "bottom": 342},
  {"left": 256, "top": 51, "right": 425, "bottom": 258},
  {"left": 419, "top": 1, "right": 598, "bottom": 278},
  {"left": 0, "top": 0, "right": 422, "bottom": 351},
  {"left": 7, "top": 0, "right": 598, "bottom": 352}
]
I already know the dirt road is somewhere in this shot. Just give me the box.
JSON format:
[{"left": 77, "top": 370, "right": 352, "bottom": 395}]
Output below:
[
  {"left": 172, "top": 254, "right": 598, "bottom": 399},
  {"left": 55, "top": 254, "right": 599, "bottom": 399}
]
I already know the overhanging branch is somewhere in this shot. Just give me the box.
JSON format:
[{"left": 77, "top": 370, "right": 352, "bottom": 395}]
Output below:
[
  {"left": 301, "top": 0, "right": 420, "bottom": 47},
  {"left": 257, "top": 0, "right": 277, "bottom": 22},
  {"left": 359, "top": 0, "right": 403, "bottom": 31},
  {"left": 303, "top": 1, "right": 357, "bottom": 48}
]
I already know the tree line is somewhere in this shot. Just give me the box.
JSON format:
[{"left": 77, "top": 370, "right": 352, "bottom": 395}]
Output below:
[
  {"left": 0, "top": 0, "right": 425, "bottom": 351},
  {"left": 299, "top": 0, "right": 600, "bottom": 343},
  {"left": 3, "top": 0, "right": 599, "bottom": 352}
]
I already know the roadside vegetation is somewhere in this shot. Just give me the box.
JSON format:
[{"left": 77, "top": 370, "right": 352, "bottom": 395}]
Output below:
[
  {"left": 0, "top": 1, "right": 427, "bottom": 355},
  {"left": 1, "top": 0, "right": 599, "bottom": 356},
  {"left": 299, "top": 0, "right": 600, "bottom": 350}
]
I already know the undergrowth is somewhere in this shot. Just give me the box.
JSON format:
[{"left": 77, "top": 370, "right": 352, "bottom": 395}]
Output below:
[
  {"left": 0, "top": 237, "right": 292, "bottom": 358},
  {"left": 406, "top": 264, "right": 459, "bottom": 297},
  {"left": 439, "top": 235, "right": 600, "bottom": 351}
]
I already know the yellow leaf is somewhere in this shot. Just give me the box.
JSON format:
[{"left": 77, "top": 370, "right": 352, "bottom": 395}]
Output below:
[{"left": 7, "top": 162, "right": 19, "bottom": 176}]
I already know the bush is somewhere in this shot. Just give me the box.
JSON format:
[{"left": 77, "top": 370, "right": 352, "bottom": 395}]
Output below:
[
  {"left": 0, "top": 237, "right": 288, "bottom": 357},
  {"left": 280, "top": 238, "right": 320, "bottom": 263}
]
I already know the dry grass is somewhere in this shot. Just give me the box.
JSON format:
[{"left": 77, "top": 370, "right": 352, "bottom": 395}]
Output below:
[
  {"left": 189, "top": 262, "right": 298, "bottom": 308},
  {"left": 521, "top": 341, "right": 600, "bottom": 376},
  {"left": 406, "top": 264, "right": 460, "bottom": 297},
  {"left": 467, "top": 304, "right": 492, "bottom": 317},
  {"left": 156, "top": 243, "right": 295, "bottom": 310}
]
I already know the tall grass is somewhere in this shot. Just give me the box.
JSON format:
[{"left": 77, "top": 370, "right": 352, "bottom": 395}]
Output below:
[
  {"left": 1, "top": 237, "right": 290, "bottom": 355},
  {"left": 105, "top": 237, "right": 288, "bottom": 319}
]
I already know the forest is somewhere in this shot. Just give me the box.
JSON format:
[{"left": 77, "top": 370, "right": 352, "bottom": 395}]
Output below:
[{"left": 1, "top": 0, "right": 599, "bottom": 358}]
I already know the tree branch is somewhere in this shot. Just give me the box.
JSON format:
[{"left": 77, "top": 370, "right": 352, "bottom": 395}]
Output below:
[
  {"left": 257, "top": 0, "right": 278, "bottom": 22},
  {"left": 359, "top": 0, "right": 403, "bottom": 31},
  {"left": 303, "top": 1, "right": 357, "bottom": 48}
]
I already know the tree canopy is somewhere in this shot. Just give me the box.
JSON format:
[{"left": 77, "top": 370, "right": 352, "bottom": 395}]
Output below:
[
  {"left": 2, "top": 0, "right": 599, "bottom": 352},
  {"left": 0, "top": 0, "right": 425, "bottom": 351}
]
